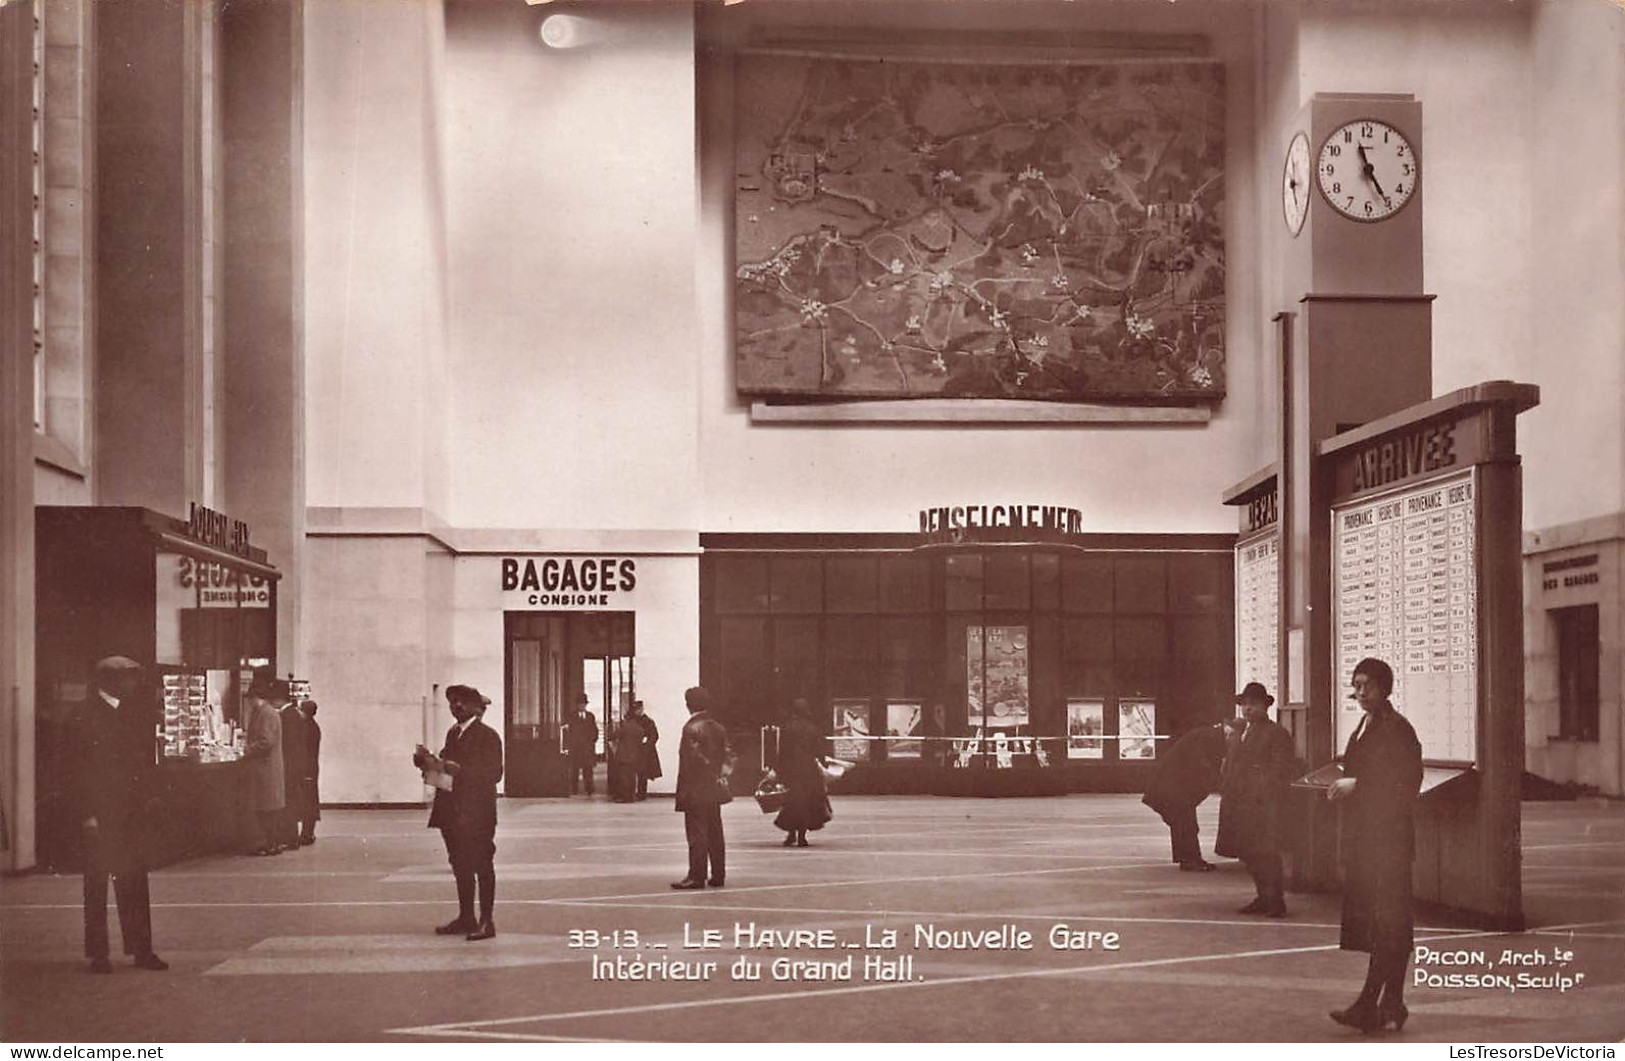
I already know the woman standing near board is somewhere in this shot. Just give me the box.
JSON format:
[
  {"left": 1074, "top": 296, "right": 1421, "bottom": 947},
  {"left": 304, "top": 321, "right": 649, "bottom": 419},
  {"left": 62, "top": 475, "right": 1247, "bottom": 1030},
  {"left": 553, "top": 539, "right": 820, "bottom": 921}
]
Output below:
[{"left": 1327, "top": 656, "right": 1424, "bottom": 1034}]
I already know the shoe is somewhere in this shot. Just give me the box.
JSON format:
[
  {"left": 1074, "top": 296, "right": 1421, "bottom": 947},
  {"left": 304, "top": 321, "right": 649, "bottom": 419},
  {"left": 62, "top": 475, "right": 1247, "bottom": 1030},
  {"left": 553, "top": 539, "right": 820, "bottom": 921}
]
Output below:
[
  {"left": 796, "top": 836, "right": 809, "bottom": 847},
  {"left": 707, "top": 878, "right": 725, "bottom": 888},
  {"left": 1378, "top": 1001, "right": 1409, "bottom": 1032},
  {"left": 1237, "top": 897, "right": 1270, "bottom": 914},
  {"left": 249, "top": 846, "right": 278, "bottom": 856},
  {"left": 133, "top": 953, "right": 169, "bottom": 971},
  {"left": 782, "top": 834, "right": 796, "bottom": 847},
  {"left": 435, "top": 917, "right": 477, "bottom": 936},
  {"left": 1264, "top": 902, "right": 1288, "bottom": 918},
  {"left": 466, "top": 920, "right": 496, "bottom": 941},
  {"left": 1329, "top": 1004, "right": 1383, "bottom": 1034},
  {"left": 670, "top": 879, "right": 705, "bottom": 890},
  {"left": 87, "top": 957, "right": 113, "bottom": 974},
  {"left": 299, "top": 836, "right": 315, "bottom": 846},
  {"left": 1179, "top": 861, "right": 1217, "bottom": 872}
]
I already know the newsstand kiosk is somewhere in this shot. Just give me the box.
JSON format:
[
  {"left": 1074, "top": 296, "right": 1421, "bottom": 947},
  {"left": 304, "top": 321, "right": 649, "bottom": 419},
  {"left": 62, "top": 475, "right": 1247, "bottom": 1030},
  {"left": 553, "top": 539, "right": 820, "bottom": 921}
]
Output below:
[{"left": 35, "top": 505, "right": 281, "bottom": 871}]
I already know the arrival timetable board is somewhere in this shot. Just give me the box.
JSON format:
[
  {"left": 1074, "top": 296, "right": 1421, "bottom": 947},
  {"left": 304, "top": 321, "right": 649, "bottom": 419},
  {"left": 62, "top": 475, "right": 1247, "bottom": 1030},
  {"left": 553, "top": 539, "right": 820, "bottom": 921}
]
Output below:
[
  {"left": 1332, "top": 469, "right": 1478, "bottom": 762},
  {"left": 1234, "top": 530, "right": 1279, "bottom": 701}
]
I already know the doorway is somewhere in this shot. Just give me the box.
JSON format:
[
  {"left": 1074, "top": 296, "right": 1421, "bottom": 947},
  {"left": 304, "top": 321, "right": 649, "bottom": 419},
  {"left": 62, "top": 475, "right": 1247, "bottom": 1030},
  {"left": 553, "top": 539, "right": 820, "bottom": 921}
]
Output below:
[{"left": 504, "top": 611, "right": 635, "bottom": 796}]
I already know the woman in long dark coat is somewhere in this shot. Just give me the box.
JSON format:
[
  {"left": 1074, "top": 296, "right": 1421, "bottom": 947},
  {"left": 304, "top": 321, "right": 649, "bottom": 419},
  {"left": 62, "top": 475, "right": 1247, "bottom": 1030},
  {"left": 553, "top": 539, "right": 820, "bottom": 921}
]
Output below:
[
  {"left": 772, "top": 699, "right": 831, "bottom": 847},
  {"left": 1328, "top": 656, "right": 1423, "bottom": 1034}
]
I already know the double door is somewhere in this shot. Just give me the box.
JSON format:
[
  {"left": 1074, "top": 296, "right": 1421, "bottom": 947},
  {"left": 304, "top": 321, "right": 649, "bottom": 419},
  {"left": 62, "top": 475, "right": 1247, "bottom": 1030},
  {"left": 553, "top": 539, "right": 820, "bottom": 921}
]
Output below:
[{"left": 504, "top": 611, "right": 635, "bottom": 797}]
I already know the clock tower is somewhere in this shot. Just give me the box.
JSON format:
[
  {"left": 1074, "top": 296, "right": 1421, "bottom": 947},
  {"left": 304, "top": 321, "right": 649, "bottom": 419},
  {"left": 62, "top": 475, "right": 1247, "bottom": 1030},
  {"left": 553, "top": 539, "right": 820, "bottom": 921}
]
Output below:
[{"left": 1274, "top": 94, "right": 1433, "bottom": 753}]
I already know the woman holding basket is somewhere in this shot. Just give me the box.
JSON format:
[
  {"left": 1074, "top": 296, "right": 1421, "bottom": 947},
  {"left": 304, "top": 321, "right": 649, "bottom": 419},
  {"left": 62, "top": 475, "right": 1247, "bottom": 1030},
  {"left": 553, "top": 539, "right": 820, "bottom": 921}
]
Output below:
[{"left": 770, "top": 698, "right": 832, "bottom": 847}]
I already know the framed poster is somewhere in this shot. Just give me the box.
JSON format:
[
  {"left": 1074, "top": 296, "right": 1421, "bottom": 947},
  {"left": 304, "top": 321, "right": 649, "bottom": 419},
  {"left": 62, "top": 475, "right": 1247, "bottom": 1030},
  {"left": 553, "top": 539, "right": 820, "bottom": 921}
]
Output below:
[
  {"left": 1066, "top": 699, "right": 1105, "bottom": 759},
  {"left": 1118, "top": 700, "right": 1158, "bottom": 759},
  {"left": 967, "top": 625, "right": 1030, "bottom": 727},
  {"left": 886, "top": 701, "right": 923, "bottom": 759},
  {"left": 831, "top": 699, "right": 871, "bottom": 763}
]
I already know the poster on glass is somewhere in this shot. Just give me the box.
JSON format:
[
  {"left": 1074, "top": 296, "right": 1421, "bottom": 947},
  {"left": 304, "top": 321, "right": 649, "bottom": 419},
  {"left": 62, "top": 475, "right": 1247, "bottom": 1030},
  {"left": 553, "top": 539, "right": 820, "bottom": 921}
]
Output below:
[
  {"left": 886, "top": 701, "right": 923, "bottom": 759},
  {"left": 832, "top": 699, "right": 870, "bottom": 762},
  {"left": 1118, "top": 700, "right": 1158, "bottom": 759},
  {"left": 1066, "top": 699, "right": 1105, "bottom": 759},
  {"left": 967, "top": 626, "right": 1029, "bottom": 728}
]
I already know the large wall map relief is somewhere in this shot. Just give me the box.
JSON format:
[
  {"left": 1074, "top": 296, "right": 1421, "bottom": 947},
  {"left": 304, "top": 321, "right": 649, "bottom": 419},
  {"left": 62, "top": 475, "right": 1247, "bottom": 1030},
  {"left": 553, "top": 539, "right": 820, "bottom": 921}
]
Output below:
[{"left": 734, "top": 55, "right": 1226, "bottom": 403}]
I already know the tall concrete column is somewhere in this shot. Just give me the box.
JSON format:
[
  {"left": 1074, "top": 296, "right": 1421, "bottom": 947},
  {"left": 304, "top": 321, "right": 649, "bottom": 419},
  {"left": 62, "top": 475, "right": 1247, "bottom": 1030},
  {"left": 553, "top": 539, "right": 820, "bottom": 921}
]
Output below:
[
  {"left": 1, "top": 0, "right": 40, "bottom": 870},
  {"left": 92, "top": 0, "right": 204, "bottom": 513},
  {"left": 220, "top": 0, "right": 305, "bottom": 668}
]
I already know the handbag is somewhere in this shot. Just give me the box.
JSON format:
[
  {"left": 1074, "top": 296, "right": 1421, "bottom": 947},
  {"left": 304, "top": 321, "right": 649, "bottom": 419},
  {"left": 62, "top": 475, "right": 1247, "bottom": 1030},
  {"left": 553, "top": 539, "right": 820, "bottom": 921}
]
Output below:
[{"left": 754, "top": 774, "right": 788, "bottom": 814}]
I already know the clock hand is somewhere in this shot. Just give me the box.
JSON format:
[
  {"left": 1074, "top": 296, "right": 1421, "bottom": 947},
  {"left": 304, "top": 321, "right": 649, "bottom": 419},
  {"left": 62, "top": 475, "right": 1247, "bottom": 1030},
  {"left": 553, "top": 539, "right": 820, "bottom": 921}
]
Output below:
[{"left": 1356, "top": 143, "right": 1388, "bottom": 199}]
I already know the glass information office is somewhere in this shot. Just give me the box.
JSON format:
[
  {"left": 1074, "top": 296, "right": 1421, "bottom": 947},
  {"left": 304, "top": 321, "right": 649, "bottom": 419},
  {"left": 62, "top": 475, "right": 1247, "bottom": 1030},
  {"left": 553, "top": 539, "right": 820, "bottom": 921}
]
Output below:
[{"left": 699, "top": 531, "right": 1236, "bottom": 794}]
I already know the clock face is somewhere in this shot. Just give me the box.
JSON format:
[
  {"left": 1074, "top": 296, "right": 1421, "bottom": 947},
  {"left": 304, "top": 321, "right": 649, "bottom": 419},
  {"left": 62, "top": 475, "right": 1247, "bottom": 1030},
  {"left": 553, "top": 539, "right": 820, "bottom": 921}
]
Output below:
[
  {"left": 1282, "top": 131, "right": 1310, "bottom": 235},
  {"left": 1317, "top": 119, "right": 1418, "bottom": 222}
]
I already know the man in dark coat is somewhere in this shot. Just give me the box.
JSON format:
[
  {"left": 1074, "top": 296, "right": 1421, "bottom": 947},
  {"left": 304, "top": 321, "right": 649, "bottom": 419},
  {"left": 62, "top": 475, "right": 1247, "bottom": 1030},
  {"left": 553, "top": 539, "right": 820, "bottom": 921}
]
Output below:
[
  {"left": 671, "top": 686, "right": 732, "bottom": 890},
  {"left": 1141, "top": 717, "right": 1242, "bottom": 871},
  {"left": 278, "top": 697, "right": 312, "bottom": 850},
  {"left": 627, "top": 700, "right": 661, "bottom": 801},
  {"left": 69, "top": 656, "right": 167, "bottom": 973},
  {"left": 414, "top": 684, "right": 504, "bottom": 941},
  {"left": 564, "top": 697, "right": 598, "bottom": 796},
  {"left": 1216, "top": 682, "right": 1295, "bottom": 917},
  {"left": 297, "top": 701, "right": 322, "bottom": 845}
]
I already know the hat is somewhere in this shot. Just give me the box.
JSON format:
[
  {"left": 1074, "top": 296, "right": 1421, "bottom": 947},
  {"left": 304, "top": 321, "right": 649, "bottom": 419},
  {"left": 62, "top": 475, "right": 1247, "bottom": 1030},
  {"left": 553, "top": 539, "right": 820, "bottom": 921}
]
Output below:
[
  {"left": 255, "top": 679, "right": 291, "bottom": 702},
  {"left": 445, "top": 684, "right": 491, "bottom": 708},
  {"left": 1352, "top": 657, "right": 1395, "bottom": 695},
  {"left": 247, "top": 664, "right": 279, "bottom": 696},
  {"left": 94, "top": 655, "right": 141, "bottom": 676},
  {"left": 684, "top": 686, "right": 713, "bottom": 712},
  {"left": 1234, "top": 681, "right": 1275, "bottom": 707}
]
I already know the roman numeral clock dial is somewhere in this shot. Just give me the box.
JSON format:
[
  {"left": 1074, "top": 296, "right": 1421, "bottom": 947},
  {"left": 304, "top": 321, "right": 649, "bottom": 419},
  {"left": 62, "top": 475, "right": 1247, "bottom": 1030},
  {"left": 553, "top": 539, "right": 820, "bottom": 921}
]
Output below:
[{"left": 1317, "top": 119, "right": 1418, "bottom": 222}]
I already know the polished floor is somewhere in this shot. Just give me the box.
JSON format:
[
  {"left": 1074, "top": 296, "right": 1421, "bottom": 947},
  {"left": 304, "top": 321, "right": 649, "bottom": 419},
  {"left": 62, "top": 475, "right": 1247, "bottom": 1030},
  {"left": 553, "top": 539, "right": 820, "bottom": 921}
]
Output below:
[{"left": 2, "top": 793, "right": 1622, "bottom": 1043}]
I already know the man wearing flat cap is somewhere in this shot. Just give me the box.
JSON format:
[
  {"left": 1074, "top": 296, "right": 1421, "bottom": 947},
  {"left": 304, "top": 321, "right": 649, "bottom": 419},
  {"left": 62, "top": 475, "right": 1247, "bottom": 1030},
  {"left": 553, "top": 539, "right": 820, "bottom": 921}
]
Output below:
[
  {"left": 1215, "top": 681, "right": 1295, "bottom": 917},
  {"left": 414, "top": 684, "right": 503, "bottom": 940},
  {"left": 68, "top": 656, "right": 167, "bottom": 973}
]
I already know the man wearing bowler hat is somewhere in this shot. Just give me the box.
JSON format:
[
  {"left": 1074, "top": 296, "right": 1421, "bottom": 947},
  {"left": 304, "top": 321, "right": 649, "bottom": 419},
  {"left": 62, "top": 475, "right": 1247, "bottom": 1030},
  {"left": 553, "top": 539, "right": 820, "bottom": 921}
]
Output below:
[
  {"left": 70, "top": 656, "right": 168, "bottom": 972},
  {"left": 414, "top": 685, "right": 503, "bottom": 940},
  {"left": 1215, "top": 681, "right": 1295, "bottom": 917}
]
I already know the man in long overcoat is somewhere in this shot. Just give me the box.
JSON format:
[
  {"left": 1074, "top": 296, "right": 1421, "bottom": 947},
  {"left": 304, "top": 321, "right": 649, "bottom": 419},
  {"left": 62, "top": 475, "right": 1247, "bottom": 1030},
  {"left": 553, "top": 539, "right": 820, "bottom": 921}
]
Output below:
[
  {"left": 278, "top": 697, "right": 312, "bottom": 849},
  {"left": 297, "top": 700, "right": 322, "bottom": 844},
  {"left": 414, "top": 684, "right": 503, "bottom": 940},
  {"left": 242, "top": 677, "right": 287, "bottom": 856},
  {"left": 70, "top": 656, "right": 168, "bottom": 973},
  {"left": 671, "top": 686, "right": 731, "bottom": 890},
  {"left": 1141, "top": 716, "right": 1242, "bottom": 871},
  {"left": 627, "top": 700, "right": 661, "bottom": 801},
  {"left": 564, "top": 697, "right": 598, "bottom": 796},
  {"left": 1215, "top": 681, "right": 1295, "bottom": 917}
]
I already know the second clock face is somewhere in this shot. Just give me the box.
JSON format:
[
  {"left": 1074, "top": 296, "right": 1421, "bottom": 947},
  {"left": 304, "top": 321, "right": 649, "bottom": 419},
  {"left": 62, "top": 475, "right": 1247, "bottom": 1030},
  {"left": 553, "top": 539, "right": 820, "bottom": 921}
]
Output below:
[
  {"left": 1316, "top": 119, "right": 1418, "bottom": 222},
  {"left": 1282, "top": 131, "right": 1310, "bottom": 235}
]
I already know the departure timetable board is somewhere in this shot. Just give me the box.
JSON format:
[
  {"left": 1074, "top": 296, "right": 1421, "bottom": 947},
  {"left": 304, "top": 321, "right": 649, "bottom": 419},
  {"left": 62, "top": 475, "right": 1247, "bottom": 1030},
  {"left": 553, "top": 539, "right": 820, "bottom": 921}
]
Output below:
[
  {"left": 1332, "top": 469, "right": 1479, "bottom": 762},
  {"left": 1234, "top": 530, "right": 1279, "bottom": 701}
]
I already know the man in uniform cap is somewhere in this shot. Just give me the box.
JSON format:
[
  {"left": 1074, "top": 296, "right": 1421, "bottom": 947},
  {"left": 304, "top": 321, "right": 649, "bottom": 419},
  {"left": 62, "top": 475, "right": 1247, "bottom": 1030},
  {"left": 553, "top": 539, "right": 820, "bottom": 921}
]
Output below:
[
  {"left": 70, "top": 656, "right": 167, "bottom": 972},
  {"left": 1215, "top": 681, "right": 1295, "bottom": 917},
  {"left": 414, "top": 684, "right": 503, "bottom": 940}
]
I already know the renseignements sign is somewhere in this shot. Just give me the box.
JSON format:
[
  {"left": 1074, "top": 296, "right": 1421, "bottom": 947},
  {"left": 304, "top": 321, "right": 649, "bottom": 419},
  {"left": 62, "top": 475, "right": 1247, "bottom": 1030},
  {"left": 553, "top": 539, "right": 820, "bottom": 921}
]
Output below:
[{"left": 918, "top": 505, "right": 1084, "bottom": 546}]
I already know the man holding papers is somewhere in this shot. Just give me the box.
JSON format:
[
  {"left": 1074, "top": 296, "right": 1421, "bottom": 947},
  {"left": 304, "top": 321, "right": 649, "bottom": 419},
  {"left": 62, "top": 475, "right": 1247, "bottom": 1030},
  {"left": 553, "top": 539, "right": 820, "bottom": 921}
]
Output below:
[{"left": 414, "top": 685, "right": 503, "bottom": 941}]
